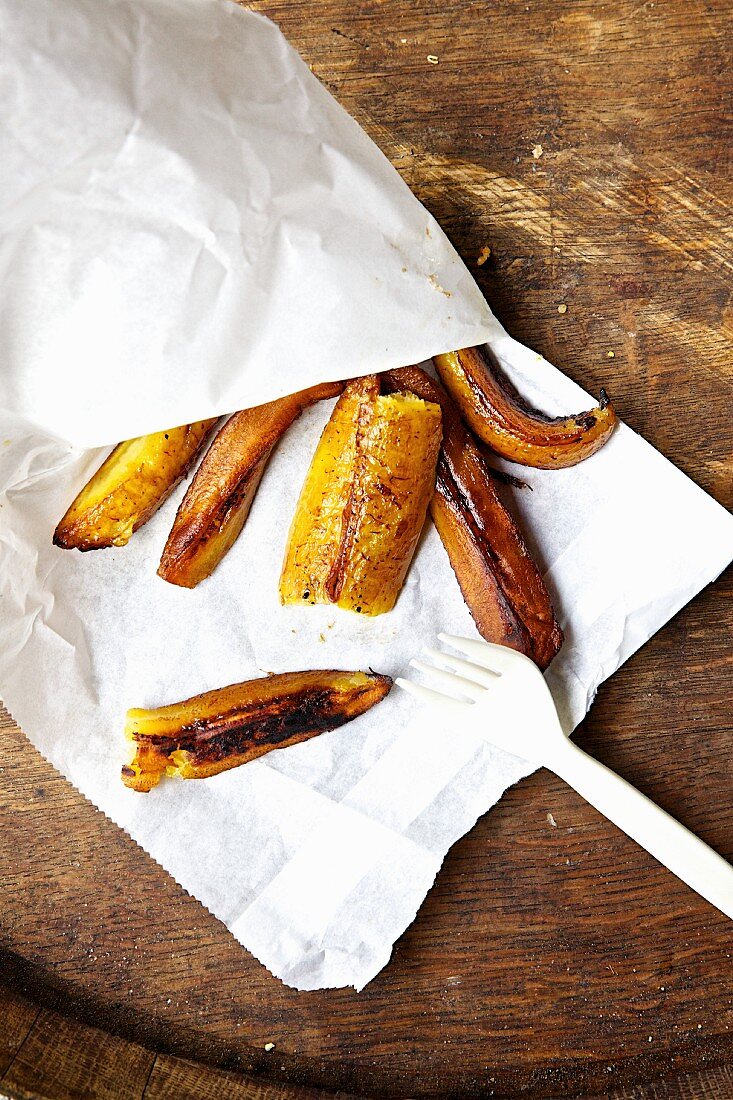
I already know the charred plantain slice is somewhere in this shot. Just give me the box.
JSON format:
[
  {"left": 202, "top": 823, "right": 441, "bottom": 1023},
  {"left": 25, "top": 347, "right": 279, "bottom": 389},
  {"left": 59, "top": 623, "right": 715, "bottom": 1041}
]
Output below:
[
  {"left": 54, "top": 420, "right": 218, "bottom": 551},
  {"left": 433, "top": 347, "right": 616, "bottom": 469},
  {"left": 280, "top": 376, "right": 442, "bottom": 616},
  {"left": 158, "top": 382, "right": 343, "bottom": 588},
  {"left": 121, "top": 669, "right": 392, "bottom": 791},
  {"left": 383, "top": 367, "right": 562, "bottom": 669}
]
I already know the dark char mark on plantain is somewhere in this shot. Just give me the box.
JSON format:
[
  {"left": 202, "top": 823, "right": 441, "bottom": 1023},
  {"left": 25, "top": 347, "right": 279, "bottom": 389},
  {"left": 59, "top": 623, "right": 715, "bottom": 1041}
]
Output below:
[{"left": 136, "top": 684, "right": 379, "bottom": 765}]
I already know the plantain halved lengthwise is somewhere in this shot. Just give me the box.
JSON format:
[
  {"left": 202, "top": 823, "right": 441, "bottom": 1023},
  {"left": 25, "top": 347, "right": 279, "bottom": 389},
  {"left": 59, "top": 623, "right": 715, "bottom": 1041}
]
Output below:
[
  {"left": 53, "top": 420, "right": 219, "bottom": 551},
  {"left": 158, "top": 382, "right": 343, "bottom": 588},
  {"left": 122, "top": 669, "right": 392, "bottom": 791},
  {"left": 279, "top": 375, "right": 442, "bottom": 616},
  {"left": 383, "top": 367, "right": 562, "bottom": 670},
  {"left": 434, "top": 347, "right": 616, "bottom": 469}
]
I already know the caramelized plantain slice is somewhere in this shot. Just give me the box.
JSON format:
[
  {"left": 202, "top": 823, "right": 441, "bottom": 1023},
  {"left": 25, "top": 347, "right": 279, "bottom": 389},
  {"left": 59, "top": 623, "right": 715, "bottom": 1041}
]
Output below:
[
  {"left": 433, "top": 347, "right": 616, "bottom": 469},
  {"left": 280, "top": 376, "right": 379, "bottom": 607},
  {"left": 54, "top": 420, "right": 218, "bottom": 551},
  {"left": 122, "top": 669, "right": 392, "bottom": 791},
  {"left": 280, "top": 376, "right": 442, "bottom": 615},
  {"left": 158, "top": 382, "right": 343, "bottom": 588},
  {"left": 383, "top": 367, "right": 562, "bottom": 669},
  {"left": 325, "top": 390, "right": 442, "bottom": 614}
]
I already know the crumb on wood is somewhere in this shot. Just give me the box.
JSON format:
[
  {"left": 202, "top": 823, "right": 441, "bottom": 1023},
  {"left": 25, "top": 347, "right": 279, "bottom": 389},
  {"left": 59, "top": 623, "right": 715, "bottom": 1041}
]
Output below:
[
  {"left": 546, "top": 811, "right": 557, "bottom": 828},
  {"left": 557, "top": 303, "right": 568, "bottom": 314},
  {"left": 477, "top": 245, "right": 492, "bottom": 266},
  {"left": 532, "top": 143, "right": 543, "bottom": 159},
  {"left": 264, "top": 1041, "right": 275, "bottom": 1051},
  {"left": 427, "top": 54, "right": 439, "bottom": 64},
  {"left": 607, "top": 350, "right": 615, "bottom": 358}
]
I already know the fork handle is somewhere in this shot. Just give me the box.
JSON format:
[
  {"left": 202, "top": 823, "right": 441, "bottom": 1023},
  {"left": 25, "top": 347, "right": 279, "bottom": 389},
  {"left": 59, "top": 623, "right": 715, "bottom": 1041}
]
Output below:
[{"left": 549, "top": 740, "right": 733, "bottom": 921}]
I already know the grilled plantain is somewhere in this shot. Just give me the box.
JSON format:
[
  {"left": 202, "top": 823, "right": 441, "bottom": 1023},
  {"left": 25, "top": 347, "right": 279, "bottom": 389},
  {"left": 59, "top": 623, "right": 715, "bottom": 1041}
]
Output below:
[
  {"left": 122, "top": 669, "right": 392, "bottom": 791},
  {"left": 384, "top": 367, "right": 562, "bottom": 669},
  {"left": 158, "top": 383, "right": 343, "bottom": 588},
  {"left": 54, "top": 421, "right": 218, "bottom": 551},
  {"left": 280, "top": 375, "right": 442, "bottom": 616},
  {"left": 433, "top": 347, "right": 616, "bottom": 469}
]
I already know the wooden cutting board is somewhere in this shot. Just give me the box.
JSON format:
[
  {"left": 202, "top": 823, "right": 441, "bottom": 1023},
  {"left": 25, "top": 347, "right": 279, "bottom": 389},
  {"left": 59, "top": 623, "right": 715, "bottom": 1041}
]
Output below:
[{"left": 2, "top": 1, "right": 732, "bottom": 1097}]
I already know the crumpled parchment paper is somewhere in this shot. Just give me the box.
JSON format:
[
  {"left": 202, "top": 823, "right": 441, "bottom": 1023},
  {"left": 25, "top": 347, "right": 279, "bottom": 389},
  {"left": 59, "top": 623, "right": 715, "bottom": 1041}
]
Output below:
[{"left": 1, "top": 0, "right": 732, "bottom": 990}]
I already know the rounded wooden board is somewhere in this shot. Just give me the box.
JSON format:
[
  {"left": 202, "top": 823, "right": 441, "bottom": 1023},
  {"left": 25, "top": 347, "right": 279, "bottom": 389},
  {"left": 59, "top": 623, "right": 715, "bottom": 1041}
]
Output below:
[{"left": 2, "top": 1, "right": 732, "bottom": 1097}]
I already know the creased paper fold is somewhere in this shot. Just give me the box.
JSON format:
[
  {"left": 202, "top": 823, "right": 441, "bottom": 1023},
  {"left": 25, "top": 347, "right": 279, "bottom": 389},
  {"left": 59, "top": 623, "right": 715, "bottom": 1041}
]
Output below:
[
  {"left": 1, "top": 0, "right": 732, "bottom": 991},
  {"left": 0, "top": 0, "right": 497, "bottom": 446}
]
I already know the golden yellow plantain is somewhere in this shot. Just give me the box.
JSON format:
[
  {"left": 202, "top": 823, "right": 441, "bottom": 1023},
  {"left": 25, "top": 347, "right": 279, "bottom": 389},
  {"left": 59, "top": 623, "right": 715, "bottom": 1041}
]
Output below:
[
  {"left": 122, "top": 669, "right": 392, "bottom": 791},
  {"left": 279, "top": 375, "right": 442, "bottom": 616},
  {"left": 54, "top": 420, "right": 218, "bottom": 550}
]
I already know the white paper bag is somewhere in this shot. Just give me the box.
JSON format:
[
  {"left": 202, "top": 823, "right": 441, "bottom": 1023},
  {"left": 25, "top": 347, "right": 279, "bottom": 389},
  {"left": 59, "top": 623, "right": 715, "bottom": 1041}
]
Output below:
[{"left": 1, "top": 0, "right": 732, "bottom": 990}]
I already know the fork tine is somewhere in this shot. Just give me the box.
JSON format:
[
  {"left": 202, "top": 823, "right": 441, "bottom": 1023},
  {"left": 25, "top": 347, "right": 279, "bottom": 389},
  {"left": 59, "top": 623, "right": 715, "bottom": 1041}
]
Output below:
[
  {"left": 437, "top": 633, "right": 516, "bottom": 674},
  {"left": 395, "top": 676, "right": 465, "bottom": 707},
  {"left": 410, "top": 659, "right": 482, "bottom": 702},
  {"left": 424, "top": 647, "right": 499, "bottom": 688}
]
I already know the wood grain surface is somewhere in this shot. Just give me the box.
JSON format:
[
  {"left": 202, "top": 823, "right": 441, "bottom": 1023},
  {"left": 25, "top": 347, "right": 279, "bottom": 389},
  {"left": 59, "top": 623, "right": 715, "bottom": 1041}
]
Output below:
[{"left": 2, "top": 1, "right": 732, "bottom": 1097}]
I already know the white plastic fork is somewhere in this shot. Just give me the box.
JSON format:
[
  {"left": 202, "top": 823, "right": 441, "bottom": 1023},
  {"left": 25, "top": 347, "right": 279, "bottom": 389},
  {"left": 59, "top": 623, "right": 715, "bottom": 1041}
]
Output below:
[{"left": 397, "top": 634, "right": 733, "bottom": 922}]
